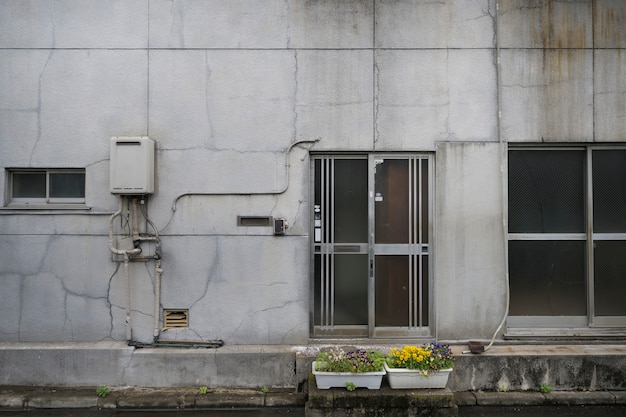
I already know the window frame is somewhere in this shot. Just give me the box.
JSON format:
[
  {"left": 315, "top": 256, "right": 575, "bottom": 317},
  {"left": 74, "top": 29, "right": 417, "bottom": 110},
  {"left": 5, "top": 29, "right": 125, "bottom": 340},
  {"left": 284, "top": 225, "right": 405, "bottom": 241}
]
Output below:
[{"left": 6, "top": 168, "right": 87, "bottom": 209}]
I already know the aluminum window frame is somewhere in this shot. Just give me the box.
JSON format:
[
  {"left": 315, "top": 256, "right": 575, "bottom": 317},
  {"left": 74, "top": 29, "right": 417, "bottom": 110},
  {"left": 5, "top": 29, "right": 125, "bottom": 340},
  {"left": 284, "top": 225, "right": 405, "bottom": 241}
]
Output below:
[
  {"left": 6, "top": 168, "right": 86, "bottom": 208},
  {"left": 507, "top": 145, "right": 626, "bottom": 330}
]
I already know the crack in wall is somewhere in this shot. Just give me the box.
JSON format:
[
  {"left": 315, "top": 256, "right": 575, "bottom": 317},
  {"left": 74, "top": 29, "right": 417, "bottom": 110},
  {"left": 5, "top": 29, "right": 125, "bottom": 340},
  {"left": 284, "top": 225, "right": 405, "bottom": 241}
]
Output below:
[{"left": 29, "top": 50, "right": 54, "bottom": 165}]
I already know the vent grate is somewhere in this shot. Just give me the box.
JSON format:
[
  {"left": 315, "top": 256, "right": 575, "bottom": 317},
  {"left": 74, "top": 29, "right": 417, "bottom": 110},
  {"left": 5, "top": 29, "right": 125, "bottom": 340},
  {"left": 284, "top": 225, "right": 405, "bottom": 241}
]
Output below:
[
  {"left": 237, "top": 216, "right": 272, "bottom": 227},
  {"left": 163, "top": 309, "right": 189, "bottom": 329}
]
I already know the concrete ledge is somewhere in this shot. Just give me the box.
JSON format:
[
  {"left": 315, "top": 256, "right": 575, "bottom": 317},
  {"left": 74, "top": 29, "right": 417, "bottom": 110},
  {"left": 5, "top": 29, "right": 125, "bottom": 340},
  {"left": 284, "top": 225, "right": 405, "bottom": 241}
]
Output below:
[
  {"left": 613, "top": 391, "right": 626, "bottom": 404},
  {"left": 0, "top": 385, "right": 623, "bottom": 412},
  {"left": 544, "top": 391, "right": 618, "bottom": 405},
  {"left": 474, "top": 391, "right": 545, "bottom": 406},
  {"left": 0, "top": 342, "right": 298, "bottom": 389},
  {"left": 455, "top": 390, "right": 626, "bottom": 407},
  {"left": 449, "top": 345, "right": 626, "bottom": 392},
  {"left": 0, "top": 386, "right": 305, "bottom": 410}
]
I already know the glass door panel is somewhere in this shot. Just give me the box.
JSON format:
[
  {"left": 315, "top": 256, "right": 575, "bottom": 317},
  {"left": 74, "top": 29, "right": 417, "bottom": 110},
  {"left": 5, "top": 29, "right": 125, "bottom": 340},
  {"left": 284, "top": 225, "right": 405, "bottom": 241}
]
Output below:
[
  {"left": 374, "top": 159, "right": 409, "bottom": 243},
  {"left": 375, "top": 255, "right": 409, "bottom": 326},
  {"left": 372, "top": 156, "right": 430, "bottom": 335},
  {"left": 313, "top": 157, "right": 369, "bottom": 335},
  {"left": 334, "top": 254, "right": 369, "bottom": 325}
]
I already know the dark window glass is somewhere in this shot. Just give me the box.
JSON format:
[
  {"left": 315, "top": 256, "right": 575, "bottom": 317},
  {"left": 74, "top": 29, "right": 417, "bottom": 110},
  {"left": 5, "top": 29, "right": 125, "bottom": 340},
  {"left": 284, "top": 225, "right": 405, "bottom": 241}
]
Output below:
[
  {"left": 594, "top": 241, "right": 626, "bottom": 316},
  {"left": 333, "top": 254, "right": 368, "bottom": 325},
  {"left": 333, "top": 159, "right": 368, "bottom": 243},
  {"left": 12, "top": 172, "right": 46, "bottom": 198},
  {"left": 49, "top": 173, "right": 85, "bottom": 198},
  {"left": 509, "top": 240, "right": 586, "bottom": 316},
  {"left": 509, "top": 150, "right": 585, "bottom": 233},
  {"left": 592, "top": 150, "right": 626, "bottom": 233}
]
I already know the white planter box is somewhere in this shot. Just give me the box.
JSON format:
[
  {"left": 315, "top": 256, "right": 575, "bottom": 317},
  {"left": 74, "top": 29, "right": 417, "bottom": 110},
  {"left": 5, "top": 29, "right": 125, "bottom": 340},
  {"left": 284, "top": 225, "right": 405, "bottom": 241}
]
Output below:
[
  {"left": 312, "top": 362, "right": 385, "bottom": 390},
  {"left": 384, "top": 363, "right": 452, "bottom": 389}
]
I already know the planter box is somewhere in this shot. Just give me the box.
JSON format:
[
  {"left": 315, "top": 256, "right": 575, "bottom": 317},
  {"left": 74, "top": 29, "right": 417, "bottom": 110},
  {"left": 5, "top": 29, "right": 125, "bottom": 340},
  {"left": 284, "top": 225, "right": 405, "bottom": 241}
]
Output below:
[
  {"left": 312, "top": 362, "right": 385, "bottom": 390},
  {"left": 384, "top": 363, "right": 452, "bottom": 389}
]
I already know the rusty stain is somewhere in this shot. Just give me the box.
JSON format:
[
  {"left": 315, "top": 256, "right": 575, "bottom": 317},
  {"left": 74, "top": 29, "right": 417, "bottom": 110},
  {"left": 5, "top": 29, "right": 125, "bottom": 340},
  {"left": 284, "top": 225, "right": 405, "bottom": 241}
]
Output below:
[
  {"left": 526, "top": 0, "right": 590, "bottom": 48},
  {"left": 594, "top": 2, "right": 626, "bottom": 48}
]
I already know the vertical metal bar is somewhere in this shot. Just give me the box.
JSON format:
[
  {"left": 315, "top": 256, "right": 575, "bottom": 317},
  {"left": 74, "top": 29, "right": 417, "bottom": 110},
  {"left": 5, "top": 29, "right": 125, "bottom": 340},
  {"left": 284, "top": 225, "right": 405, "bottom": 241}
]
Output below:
[
  {"left": 329, "top": 158, "right": 335, "bottom": 329},
  {"left": 408, "top": 157, "right": 414, "bottom": 327},
  {"left": 323, "top": 158, "right": 330, "bottom": 328},
  {"left": 420, "top": 156, "right": 428, "bottom": 330},
  {"left": 417, "top": 157, "right": 423, "bottom": 327},
  {"left": 587, "top": 149, "right": 595, "bottom": 326},
  {"left": 368, "top": 155, "right": 376, "bottom": 338}
]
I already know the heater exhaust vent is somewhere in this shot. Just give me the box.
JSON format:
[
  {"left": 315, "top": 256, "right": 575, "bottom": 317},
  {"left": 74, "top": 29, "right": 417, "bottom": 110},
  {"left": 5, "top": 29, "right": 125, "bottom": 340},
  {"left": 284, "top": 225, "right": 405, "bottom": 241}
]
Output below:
[{"left": 163, "top": 309, "right": 189, "bottom": 329}]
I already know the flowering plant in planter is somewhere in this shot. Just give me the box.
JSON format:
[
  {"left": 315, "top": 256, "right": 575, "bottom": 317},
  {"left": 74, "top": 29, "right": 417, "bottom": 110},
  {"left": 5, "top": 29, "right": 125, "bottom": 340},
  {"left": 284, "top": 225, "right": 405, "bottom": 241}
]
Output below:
[
  {"left": 315, "top": 347, "right": 386, "bottom": 373},
  {"left": 386, "top": 343, "right": 454, "bottom": 375}
]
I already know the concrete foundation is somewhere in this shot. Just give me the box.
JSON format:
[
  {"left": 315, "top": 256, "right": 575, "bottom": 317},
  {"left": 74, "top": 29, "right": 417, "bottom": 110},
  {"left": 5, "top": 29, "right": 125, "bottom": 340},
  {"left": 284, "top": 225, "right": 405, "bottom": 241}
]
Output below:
[{"left": 1, "top": 343, "right": 625, "bottom": 393}]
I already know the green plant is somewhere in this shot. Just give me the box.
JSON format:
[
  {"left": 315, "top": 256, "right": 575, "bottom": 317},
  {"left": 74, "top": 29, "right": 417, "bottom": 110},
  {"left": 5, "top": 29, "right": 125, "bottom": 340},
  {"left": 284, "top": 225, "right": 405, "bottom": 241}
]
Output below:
[
  {"left": 386, "top": 343, "right": 454, "bottom": 374},
  {"left": 499, "top": 385, "right": 507, "bottom": 392},
  {"left": 198, "top": 386, "right": 208, "bottom": 395},
  {"left": 261, "top": 386, "right": 269, "bottom": 394},
  {"left": 96, "top": 386, "right": 110, "bottom": 398},
  {"left": 539, "top": 383, "right": 552, "bottom": 393},
  {"left": 345, "top": 382, "right": 356, "bottom": 391},
  {"left": 315, "top": 347, "right": 386, "bottom": 373}
]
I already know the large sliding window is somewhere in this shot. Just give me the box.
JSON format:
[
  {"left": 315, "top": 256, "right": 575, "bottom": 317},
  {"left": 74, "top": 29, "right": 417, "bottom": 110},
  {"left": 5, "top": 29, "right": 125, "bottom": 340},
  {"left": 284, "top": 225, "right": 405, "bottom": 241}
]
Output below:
[{"left": 508, "top": 147, "right": 626, "bottom": 328}]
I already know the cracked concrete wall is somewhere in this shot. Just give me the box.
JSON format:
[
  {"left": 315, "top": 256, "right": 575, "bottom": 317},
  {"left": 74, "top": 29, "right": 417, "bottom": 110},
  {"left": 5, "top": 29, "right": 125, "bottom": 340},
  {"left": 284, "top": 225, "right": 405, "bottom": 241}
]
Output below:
[{"left": 0, "top": 0, "right": 625, "bottom": 347}]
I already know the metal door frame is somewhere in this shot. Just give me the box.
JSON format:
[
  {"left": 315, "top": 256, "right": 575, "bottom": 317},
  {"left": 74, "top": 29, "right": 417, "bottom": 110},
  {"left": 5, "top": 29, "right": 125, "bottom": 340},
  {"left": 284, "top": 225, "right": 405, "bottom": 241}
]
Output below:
[{"left": 310, "top": 153, "right": 434, "bottom": 338}]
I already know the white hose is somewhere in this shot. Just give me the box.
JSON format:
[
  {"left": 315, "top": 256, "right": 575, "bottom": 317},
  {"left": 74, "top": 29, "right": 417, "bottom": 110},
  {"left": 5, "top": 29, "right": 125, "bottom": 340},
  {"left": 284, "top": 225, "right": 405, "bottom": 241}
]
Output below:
[
  {"left": 124, "top": 252, "right": 132, "bottom": 341},
  {"left": 477, "top": 0, "right": 510, "bottom": 354}
]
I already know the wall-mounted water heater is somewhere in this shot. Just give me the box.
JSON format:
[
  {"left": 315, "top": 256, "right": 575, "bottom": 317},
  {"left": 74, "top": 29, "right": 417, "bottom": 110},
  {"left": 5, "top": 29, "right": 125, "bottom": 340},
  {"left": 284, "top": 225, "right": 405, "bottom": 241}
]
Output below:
[{"left": 110, "top": 136, "right": 155, "bottom": 194}]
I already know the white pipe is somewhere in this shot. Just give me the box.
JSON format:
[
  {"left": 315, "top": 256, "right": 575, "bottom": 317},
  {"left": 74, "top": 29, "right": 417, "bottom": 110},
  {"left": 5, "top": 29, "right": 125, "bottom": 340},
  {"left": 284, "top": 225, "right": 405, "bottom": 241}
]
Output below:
[
  {"left": 124, "top": 252, "right": 132, "bottom": 341},
  {"left": 154, "top": 259, "right": 162, "bottom": 340},
  {"left": 463, "top": 0, "right": 510, "bottom": 355},
  {"left": 109, "top": 195, "right": 142, "bottom": 342},
  {"left": 485, "top": 0, "right": 510, "bottom": 353}
]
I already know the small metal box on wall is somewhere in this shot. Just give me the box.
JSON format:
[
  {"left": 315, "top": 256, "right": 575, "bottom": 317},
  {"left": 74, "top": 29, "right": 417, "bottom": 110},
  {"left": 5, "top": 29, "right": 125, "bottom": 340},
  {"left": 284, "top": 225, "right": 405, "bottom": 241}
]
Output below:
[{"left": 110, "top": 136, "right": 155, "bottom": 194}]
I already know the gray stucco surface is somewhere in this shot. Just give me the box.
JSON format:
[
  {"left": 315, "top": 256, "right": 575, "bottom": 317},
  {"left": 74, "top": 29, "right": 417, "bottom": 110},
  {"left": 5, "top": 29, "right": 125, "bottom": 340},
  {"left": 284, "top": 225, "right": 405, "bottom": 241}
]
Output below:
[{"left": 0, "top": 0, "right": 624, "bottom": 376}]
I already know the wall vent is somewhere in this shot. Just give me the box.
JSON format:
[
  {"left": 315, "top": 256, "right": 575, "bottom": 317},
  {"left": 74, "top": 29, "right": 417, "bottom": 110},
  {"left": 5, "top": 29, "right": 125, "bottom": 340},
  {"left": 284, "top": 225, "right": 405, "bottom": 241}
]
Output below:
[
  {"left": 163, "top": 309, "right": 189, "bottom": 329},
  {"left": 237, "top": 216, "right": 272, "bottom": 227}
]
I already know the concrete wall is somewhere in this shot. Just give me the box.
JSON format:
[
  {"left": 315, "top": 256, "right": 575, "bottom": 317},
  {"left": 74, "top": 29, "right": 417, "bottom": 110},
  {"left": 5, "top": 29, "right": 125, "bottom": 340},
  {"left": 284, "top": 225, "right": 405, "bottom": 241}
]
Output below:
[{"left": 1, "top": 0, "right": 625, "bottom": 349}]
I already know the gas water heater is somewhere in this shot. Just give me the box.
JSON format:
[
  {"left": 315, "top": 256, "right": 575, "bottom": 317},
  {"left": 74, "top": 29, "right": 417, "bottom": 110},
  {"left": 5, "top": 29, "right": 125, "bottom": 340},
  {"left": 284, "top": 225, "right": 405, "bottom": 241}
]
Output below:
[{"left": 110, "top": 136, "right": 155, "bottom": 194}]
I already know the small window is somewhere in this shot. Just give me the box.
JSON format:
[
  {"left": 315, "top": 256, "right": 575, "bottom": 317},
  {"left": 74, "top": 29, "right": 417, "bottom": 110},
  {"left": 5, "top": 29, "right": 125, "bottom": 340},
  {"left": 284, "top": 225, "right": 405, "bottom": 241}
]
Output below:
[{"left": 7, "top": 169, "right": 86, "bottom": 207}]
